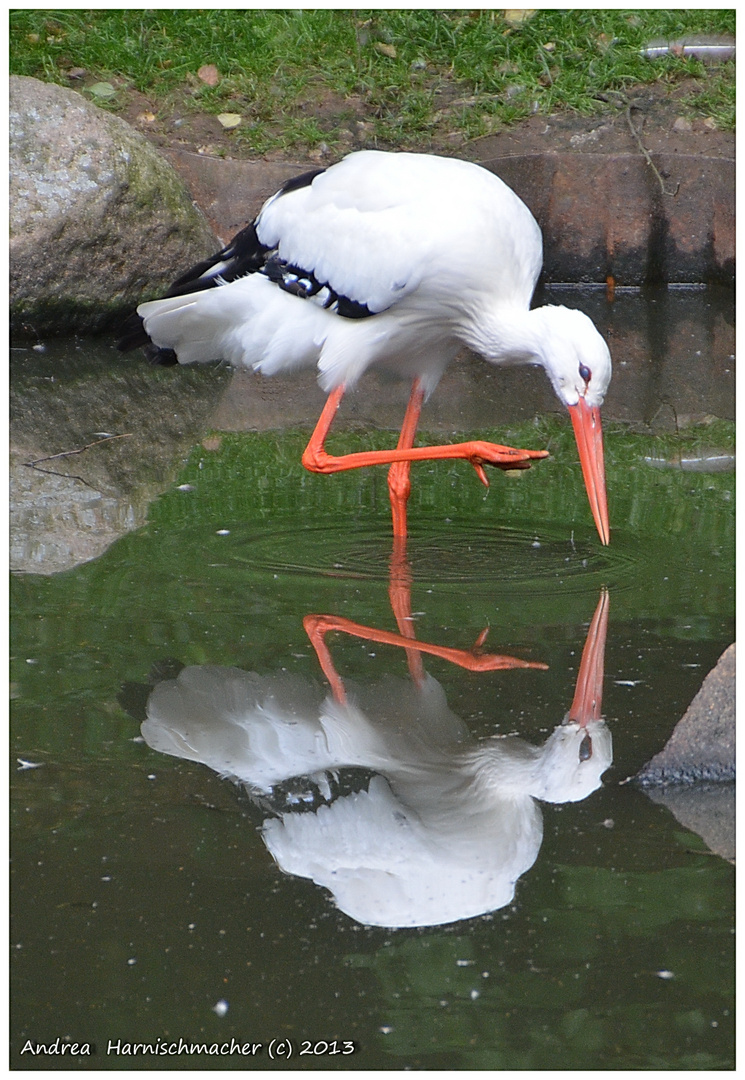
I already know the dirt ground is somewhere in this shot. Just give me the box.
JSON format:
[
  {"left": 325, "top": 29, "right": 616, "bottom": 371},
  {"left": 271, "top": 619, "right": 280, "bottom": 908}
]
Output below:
[{"left": 113, "top": 74, "right": 733, "bottom": 167}]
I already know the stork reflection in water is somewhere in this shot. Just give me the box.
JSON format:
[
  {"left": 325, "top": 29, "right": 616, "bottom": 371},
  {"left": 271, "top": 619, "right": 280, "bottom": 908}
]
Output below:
[{"left": 140, "top": 542, "right": 611, "bottom": 929}]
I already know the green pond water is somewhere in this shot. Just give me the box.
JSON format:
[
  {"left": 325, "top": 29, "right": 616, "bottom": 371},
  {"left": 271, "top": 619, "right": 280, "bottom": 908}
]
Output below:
[{"left": 10, "top": 305, "right": 734, "bottom": 1070}]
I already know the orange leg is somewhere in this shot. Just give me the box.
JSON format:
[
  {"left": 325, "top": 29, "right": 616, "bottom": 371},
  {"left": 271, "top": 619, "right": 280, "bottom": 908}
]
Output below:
[
  {"left": 301, "top": 384, "right": 549, "bottom": 490},
  {"left": 304, "top": 526, "right": 547, "bottom": 703},
  {"left": 303, "top": 613, "right": 349, "bottom": 704},
  {"left": 304, "top": 612, "right": 547, "bottom": 705},
  {"left": 387, "top": 535, "right": 425, "bottom": 686},
  {"left": 387, "top": 379, "right": 426, "bottom": 539}
]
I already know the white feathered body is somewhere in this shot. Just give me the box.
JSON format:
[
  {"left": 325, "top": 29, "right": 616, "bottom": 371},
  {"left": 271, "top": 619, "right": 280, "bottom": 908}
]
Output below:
[
  {"left": 141, "top": 664, "right": 611, "bottom": 927},
  {"left": 138, "top": 151, "right": 543, "bottom": 398}
]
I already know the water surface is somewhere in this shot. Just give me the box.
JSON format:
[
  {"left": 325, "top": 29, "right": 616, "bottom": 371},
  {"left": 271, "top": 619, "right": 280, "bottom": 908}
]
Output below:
[{"left": 11, "top": 289, "right": 734, "bottom": 1070}]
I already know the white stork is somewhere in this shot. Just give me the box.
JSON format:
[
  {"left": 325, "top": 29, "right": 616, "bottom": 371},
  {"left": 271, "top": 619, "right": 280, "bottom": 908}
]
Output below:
[{"left": 118, "top": 150, "right": 611, "bottom": 543}]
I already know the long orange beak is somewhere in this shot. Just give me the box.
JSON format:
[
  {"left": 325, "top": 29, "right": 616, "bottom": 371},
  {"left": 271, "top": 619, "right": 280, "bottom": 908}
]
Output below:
[
  {"left": 568, "top": 398, "right": 610, "bottom": 545},
  {"left": 567, "top": 588, "right": 609, "bottom": 726}
]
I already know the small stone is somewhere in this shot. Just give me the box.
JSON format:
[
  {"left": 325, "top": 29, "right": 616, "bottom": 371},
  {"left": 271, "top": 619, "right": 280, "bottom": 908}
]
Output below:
[
  {"left": 570, "top": 129, "right": 600, "bottom": 147},
  {"left": 673, "top": 116, "right": 693, "bottom": 132},
  {"left": 374, "top": 42, "right": 397, "bottom": 59},
  {"left": 197, "top": 64, "right": 220, "bottom": 87}
]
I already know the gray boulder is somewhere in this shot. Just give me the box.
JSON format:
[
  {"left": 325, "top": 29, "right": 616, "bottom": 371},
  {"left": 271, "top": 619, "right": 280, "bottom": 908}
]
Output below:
[
  {"left": 10, "top": 75, "right": 218, "bottom": 335},
  {"left": 636, "top": 643, "right": 735, "bottom": 785},
  {"left": 634, "top": 643, "right": 735, "bottom": 861}
]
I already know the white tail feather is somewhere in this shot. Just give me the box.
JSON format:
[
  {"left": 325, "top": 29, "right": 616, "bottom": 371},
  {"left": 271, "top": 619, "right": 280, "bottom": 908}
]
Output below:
[{"left": 139, "top": 276, "right": 328, "bottom": 372}]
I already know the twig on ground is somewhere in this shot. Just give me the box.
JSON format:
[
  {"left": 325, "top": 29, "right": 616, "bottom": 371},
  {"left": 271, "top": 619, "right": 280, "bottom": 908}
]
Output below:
[
  {"left": 625, "top": 102, "right": 679, "bottom": 197},
  {"left": 23, "top": 433, "right": 132, "bottom": 487}
]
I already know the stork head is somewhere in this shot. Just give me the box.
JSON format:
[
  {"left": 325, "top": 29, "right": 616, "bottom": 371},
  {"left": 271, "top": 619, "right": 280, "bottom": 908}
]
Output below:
[
  {"left": 531, "top": 306, "right": 612, "bottom": 410},
  {"left": 464, "top": 301, "right": 612, "bottom": 543},
  {"left": 528, "top": 306, "right": 612, "bottom": 545}
]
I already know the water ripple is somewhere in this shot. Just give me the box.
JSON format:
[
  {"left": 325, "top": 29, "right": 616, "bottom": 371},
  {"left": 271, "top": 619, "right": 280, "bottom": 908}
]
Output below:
[{"left": 230, "top": 520, "right": 641, "bottom": 594}]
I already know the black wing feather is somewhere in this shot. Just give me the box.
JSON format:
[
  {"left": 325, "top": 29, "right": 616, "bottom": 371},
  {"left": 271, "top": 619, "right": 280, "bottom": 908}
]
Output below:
[
  {"left": 116, "top": 162, "right": 374, "bottom": 357},
  {"left": 116, "top": 222, "right": 272, "bottom": 355},
  {"left": 275, "top": 166, "right": 327, "bottom": 197}
]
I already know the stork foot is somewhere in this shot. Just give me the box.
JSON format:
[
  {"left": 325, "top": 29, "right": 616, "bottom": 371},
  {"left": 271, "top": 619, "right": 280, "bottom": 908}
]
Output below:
[{"left": 461, "top": 442, "right": 550, "bottom": 487}]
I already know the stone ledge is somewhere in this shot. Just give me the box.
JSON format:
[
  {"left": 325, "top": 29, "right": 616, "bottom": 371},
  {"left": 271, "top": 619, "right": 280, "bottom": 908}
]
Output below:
[{"left": 163, "top": 146, "right": 734, "bottom": 285}]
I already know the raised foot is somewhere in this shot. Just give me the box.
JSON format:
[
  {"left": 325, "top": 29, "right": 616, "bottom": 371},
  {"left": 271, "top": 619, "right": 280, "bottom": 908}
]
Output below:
[{"left": 462, "top": 441, "right": 550, "bottom": 487}]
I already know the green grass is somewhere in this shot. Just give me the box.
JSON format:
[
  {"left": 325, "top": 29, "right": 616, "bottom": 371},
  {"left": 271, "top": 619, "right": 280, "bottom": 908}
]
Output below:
[{"left": 9, "top": 9, "right": 735, "bottom": 152}]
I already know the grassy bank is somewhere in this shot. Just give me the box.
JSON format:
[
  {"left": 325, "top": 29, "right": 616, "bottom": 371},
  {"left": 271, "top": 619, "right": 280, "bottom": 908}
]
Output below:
[{"left": 9, "top": 9, "right": 735, "bottom": 154}]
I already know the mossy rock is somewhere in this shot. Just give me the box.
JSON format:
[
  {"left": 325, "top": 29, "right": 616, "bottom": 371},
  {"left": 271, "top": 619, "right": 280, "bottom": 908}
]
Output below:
[{"left": 10, "top": 75, "right": 218, "bottom": 335}]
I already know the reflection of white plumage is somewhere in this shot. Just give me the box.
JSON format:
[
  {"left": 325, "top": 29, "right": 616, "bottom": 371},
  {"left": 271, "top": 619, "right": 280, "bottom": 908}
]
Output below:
[
  {"left": 120, "top": 151, "right": 611, "bottom": 543},
  {"left": 143, "top": 658, "right": 611, "bottom": 929}
]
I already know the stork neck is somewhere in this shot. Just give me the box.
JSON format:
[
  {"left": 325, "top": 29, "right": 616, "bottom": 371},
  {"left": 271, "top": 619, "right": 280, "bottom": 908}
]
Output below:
[
  {"left": 462, "top": 305, "right": 550, "bottom": 368},
  {"left": 463, "top": 738, "right": 543, "bottom": 798}
]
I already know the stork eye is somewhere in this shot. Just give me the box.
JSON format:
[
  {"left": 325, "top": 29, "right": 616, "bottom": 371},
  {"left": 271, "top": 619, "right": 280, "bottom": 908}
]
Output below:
[
  {"left": 579, "top": 363, "right": 592, "bottom": 384},
  {"left": 578, "top": 733, "right": 593, "bottom": 761}
]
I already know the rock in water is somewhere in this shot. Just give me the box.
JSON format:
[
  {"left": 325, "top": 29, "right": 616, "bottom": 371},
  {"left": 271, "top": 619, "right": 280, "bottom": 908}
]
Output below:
[
  {"left": 636, "top": 643, "right": 735, "bottom": 785},
  {"left": 10, "top": 75, "right": 217, "bottom": 335}
]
